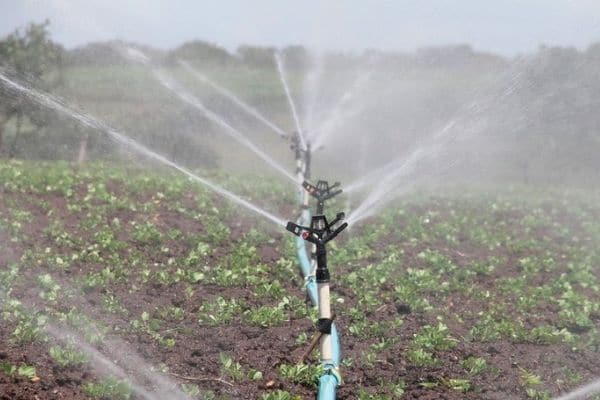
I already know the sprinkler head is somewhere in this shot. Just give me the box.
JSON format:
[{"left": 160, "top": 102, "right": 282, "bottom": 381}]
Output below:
[
  {"left": 303, "top": 180, "right": 343, "bottom": 215},
  {"left": 303, "top": 180, "right": 343, "bottom": 203},
  {"left": 285, "top": 212, "right": 347, "bottom": 245}
]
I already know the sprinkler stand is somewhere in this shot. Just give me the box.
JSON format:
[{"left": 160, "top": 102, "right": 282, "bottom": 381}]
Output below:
[{"left": 287, "top": 212, "right": 347, "bottom": 398}]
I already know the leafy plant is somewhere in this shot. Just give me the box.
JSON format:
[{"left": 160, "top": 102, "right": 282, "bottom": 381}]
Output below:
[
  {"left": 245, "top": 304, "right": 287, "bottom": 327},
  {"left": 0, "top": 362, "right": 38, "bottom": 380},
  {"left": 198, "top": 297, "right": 244, "bottom": 326},
  {"left": 219, "top": 353, "right": 244, "bottom": 382},
  {"left": 83, "top": 377, "right": 132, "bottom": 400},
  {"left": 460, "top": 356, "right": 487, "bottom": 375},
  {"left": 279, "top": 363, "right": 323, "bottom": 386},
  {"left": 260, "top": 390, "right": 302, "bottom": 400},
  {"left": 49, "top": 344, "right": 88, "bottom": 367}
]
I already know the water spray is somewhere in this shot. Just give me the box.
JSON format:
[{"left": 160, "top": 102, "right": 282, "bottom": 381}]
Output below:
[
  {"left": 178, "top": 59, "right": 289, "bottom": 139},
  {"left": 275, "top": 51, "right": 307, "bottom": 151},
  {"left": 0, "top": 71, "right": 287, "bottom": 227},
  {"left": 152, "top": 69, "right": 297, "bottom": 184},
  {"left": 286, "top": 212, "right": 348, "bottom": 400},
  {"left": 114, "top": 45, "right": 297, "bottom": 184},
  {"left": 291, "top": 131, "right": 316, "bottom": 302}
]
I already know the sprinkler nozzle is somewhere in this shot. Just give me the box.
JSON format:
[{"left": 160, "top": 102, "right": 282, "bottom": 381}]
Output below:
[{"left": 286, "top": 221, "right": 302, "bottom": 235}]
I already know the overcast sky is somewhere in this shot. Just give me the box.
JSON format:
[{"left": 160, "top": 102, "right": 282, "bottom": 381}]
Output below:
[{"left": 2, "top": 0, "right": 600, "bottom": 55}]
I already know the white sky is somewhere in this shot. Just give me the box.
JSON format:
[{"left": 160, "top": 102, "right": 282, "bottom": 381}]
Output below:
[{"left": 1, "top": 0, "right": 600, "bottom": 55}]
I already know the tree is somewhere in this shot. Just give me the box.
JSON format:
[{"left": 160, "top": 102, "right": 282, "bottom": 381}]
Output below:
[
  {"left": 236, "top": 45, "right": 276, "bottom": 68},
  {"left": 168, "top": 40, "right": 233, "bottom": 65},
  {"left": 0, "top": 20, "right": 63, "bottom": 156}
]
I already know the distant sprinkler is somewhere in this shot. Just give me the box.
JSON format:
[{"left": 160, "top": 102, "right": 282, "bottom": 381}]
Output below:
[
  {"left": 291, "top": 131, "right": 312, "bottom": 181},
  {"left": 303, "top": 180, "right": 343, "bottom": 215}
]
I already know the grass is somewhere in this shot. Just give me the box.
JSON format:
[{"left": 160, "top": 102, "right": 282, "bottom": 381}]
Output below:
[{"left": 1, "top": 159, "right": 600, "bottom": 399}]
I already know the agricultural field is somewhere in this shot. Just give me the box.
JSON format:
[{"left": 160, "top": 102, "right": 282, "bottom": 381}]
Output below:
[{"left": 1, "top": 159, "right": 600, "bottom": 400}]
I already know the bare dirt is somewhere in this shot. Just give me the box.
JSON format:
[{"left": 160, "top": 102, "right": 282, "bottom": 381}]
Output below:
[{"left": 1, "top": 179, "right": 600, "bottom": 400}]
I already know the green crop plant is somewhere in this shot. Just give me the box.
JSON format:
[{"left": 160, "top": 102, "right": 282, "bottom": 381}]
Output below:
[
  {"left": 49, "top": 344, "right": 88, "bottom": 367},
  {"left": 219, "top": 353, "right": 244, "bottom": 382},
  {"left": 526, "top": 389, "right": 551, "bottom": 400},
  {"left": 83, "top": 376, "right": 132, "bottom": 400},
  {"left": 210, "top": 242, "right": 268, "bottom": 287},
  {"left": 57, "top": 307, "right": 107, "bottom": 344},
  {"left": 180, "top": 384, "right": 217, "bottom": 399},
  {"left": 460, "top": 356, "right": 487, "bottom": 375},
  {"left": 198, "top": 297, "right": 244, "bottom": 326},
  {"left": 202, "top": 215, "right": 231, "bottom": 244},
  {"left": 411, "top": 322, "right": 456, "bottom": 351},
  {"left": 180, "top": 383, "right": 201, "bottom": 397},
  {"left": 184, "top": 241, "right": 212, "bottom": 266},
  {"left": 93, "top": 228, "right": 126, "bottom": 253},
  {"left": 132, "top": 221, "right": 162, "bottom": 245},
  {"left": 295, "top": 332, "right": 308, "bottom": 345},
  {"left": 470, "top": 308, "right": 527, "bottom": 342},
  {"left": 519, "top": 367, "right": 542, "bottom": 387},
  {"left": 406, "top": 348, "right": 436, "bottom": 367},
  {"left": 11, "top": 312, "right": 47, "bottom": 344},
  {"left": 255, "top": 280, "right": 285, "bottom": 299},
  {"left": 102, "top": 293, "right": 127, "bottom": 315},
  {"left": 356, "top": 388, "right": 393, "bottom": 400},
  {"left": 37, "top": 273, "right": 62, "bottom": 303},
  {"left": 18, "top": 364, "right": 37, "bottom": 380},
  {"left": 279, "top": 363, "right": 323, "bottom": 386},
  {"left": 158, "top": 305, "right": 185, "bottom": 322},
  {"left": 0, "top": 362, "right": 37, "bottom": 380},
  {"left": 443, "top": 378, "right": 471, "bottom": 393},
  {"left": 244, "top": 304, "right": 288, "bottom": 327},
  {"left": 81, "top": 266, "right": 126, "bottom": 292},
  {"left": 356, "top": 377, "right": 406, "bottom": 399},
  {"left": 260, "top": 390, "right": 302, "bottom": 400},
  {"left": 278, "top": 295, "right": 313, "bottom": 319},
  {"left": 130, "top": 311, "right": 176, "bottom": 348}
]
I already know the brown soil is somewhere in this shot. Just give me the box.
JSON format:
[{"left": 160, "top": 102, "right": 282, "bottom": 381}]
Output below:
[{"left": 1, "top": 180, "right": 600, "bottom": 400}]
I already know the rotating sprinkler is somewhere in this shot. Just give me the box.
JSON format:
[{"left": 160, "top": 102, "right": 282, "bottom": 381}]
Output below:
[
  {"left": 303, "top": 180, "right": 343, "bottom": 215},
  {"left": 286, "top": 212, "right": 348, "bottom": 400},
  {"left": 301, "top": 179, "right": 344, "bottom": 304},
  {"left": 291, "top": 130, "right": 311, "bottom": 182}
]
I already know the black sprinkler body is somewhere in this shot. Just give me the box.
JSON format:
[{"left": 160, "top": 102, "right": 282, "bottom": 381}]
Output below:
[{"left": 286, "top": 212, "right": 348, "bottom": 284}]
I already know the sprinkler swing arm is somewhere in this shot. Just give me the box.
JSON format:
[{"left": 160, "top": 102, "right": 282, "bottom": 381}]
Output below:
[{"left": 286, "top": 213, "right": 347, "bottom": 246}]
